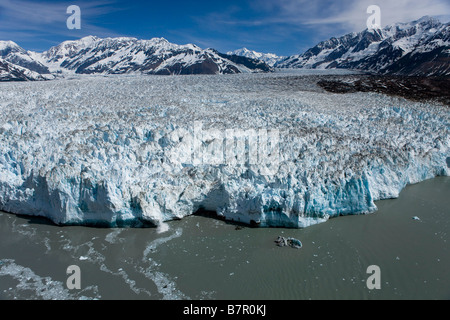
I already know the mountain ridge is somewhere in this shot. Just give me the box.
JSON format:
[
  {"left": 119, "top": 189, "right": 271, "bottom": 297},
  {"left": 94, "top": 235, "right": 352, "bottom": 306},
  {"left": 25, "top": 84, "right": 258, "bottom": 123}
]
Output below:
[
  {"left": 0, "top": 36, "right": 273, "bottom": 80},
  {"left": 0, "top": 16, "right": 449, "bottom": 81},
  {"left": 0, "top": 58, "right": 46, "bottom": 81},
  {"left": 276, "top": 16, "right": 450, "bottom": 76},
  {"left": 227, "top": 47, "right": 285, "bottom": 67}
]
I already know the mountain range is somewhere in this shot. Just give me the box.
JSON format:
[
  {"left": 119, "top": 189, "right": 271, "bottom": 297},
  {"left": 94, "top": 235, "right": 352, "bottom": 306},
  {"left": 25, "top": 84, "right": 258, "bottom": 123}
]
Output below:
[
  {"left": 0, "top": 36, "right": 272, "bottom": 80},
  {"left": 227, "top": 48, "right": 285, "bottom": 67},
  {"left": 275, "top": 16, "right": 449, "bottom": 76},
  {"left": 0, "top": 16, "right": 448, "bottom": 81}
]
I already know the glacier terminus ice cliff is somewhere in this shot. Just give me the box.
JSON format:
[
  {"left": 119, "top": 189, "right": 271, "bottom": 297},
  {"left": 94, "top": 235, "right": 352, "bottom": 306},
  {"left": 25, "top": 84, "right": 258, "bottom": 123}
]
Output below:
[{"left": 0, "top": 73, "right": 448, "bottom": 228}]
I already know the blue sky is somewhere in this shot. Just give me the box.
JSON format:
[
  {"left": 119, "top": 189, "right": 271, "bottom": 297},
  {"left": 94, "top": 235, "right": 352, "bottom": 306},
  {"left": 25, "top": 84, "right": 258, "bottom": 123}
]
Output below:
[{"left": 1, "top": 0, "right": 449, "bottom": 56}]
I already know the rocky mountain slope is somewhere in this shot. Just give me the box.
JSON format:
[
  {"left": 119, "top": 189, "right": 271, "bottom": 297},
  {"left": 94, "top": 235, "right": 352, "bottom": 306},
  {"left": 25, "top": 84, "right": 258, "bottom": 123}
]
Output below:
[
  {"left": 277, "top": 16, "right": 450, "bottom": 76},
  {"left": 0, "top": 58, "right": 49, "bottom": 81},
  {"left": 38, "top": 36, "right": 272, "bottom": 75},
  {"left": 0, "top": 37, "right": 272, "bottom": 80}
]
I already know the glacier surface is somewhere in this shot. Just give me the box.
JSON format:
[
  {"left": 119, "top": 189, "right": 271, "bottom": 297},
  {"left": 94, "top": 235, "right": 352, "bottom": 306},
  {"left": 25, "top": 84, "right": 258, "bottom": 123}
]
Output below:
[{"left": 0, "top": 73, "right": 448, "bottom": 228}]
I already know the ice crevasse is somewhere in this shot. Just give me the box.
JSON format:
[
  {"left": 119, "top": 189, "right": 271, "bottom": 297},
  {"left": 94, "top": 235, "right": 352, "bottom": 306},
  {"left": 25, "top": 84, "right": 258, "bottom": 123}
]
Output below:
[{"left": 0, "top": 75, "right": 448, "bottom": 228}]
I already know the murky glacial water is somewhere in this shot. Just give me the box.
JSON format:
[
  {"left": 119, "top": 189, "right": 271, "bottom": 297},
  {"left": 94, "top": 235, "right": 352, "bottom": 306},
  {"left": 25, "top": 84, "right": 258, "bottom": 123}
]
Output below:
[{"left": 0, "top": 177, "right": 449, "bottom": 300}]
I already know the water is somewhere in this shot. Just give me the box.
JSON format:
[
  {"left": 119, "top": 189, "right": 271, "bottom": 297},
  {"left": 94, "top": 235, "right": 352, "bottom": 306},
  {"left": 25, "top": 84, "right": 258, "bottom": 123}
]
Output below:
[{"left": 0, "top": 177, "right": 449, "bottom": 300}]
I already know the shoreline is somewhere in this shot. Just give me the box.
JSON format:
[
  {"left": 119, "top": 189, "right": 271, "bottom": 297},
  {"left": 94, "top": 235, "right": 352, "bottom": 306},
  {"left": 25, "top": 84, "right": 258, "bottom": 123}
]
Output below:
[{"left": 0, "top": 174, "right": 448, "bottom": 229}]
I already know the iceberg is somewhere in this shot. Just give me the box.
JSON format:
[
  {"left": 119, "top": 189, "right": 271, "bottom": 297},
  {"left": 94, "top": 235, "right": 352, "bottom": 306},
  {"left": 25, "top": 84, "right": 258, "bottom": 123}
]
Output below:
[{"left": 0, "top": 74, "right": 448, "bottom": 228}]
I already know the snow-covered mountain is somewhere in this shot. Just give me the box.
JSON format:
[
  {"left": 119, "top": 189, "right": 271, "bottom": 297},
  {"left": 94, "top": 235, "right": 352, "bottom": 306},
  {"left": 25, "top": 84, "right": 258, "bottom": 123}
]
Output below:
[
  {"left": 276, "top": 16, "right": 450, "bottom": 76},
  {"left": 1, "top": 16, "right": 448, "bottom": 80},
  {"left": 227, "top": 47, "right": 285, "bottom": 67},
  {"left": 0, "top": 36, "right": 272, "bottom": 80},
  {"left": 38, "top": 36, "right": 272, "bottom": 75},
  {"left": 0, "top": 41, "right": 51, "bottom": 75},
  {"left": 0, "top": 58, "right": 50, "bottom": 81}
]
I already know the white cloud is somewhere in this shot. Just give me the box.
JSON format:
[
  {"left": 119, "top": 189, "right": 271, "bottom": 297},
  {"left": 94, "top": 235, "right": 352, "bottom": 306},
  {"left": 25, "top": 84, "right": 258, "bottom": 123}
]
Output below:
[
  {"left": 254, "top": 0, "right": 450, "bottom": 28},
  {"left": 299, "top": 0, "right": 450, "bottom": 30},
  {"left": 201, "top": 0, "right": 449, "bottom": 49},
  {"left": 0, "top": 0, "right": 125, "bottom": 44},
  {"left": 222, "top": 0, "right": 450, "bottom": 53}
]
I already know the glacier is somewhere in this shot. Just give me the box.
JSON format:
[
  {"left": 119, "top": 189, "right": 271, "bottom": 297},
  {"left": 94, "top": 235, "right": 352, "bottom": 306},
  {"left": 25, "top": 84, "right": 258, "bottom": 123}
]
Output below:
[{"left": 0, "top": 73, "right": 448, "bottom": 228}]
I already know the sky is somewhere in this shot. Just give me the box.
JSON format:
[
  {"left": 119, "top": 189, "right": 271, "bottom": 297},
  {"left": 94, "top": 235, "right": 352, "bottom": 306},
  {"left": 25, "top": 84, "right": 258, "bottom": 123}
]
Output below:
[{"left": 0, "top": 0, "right": 449, "bottom": 56}]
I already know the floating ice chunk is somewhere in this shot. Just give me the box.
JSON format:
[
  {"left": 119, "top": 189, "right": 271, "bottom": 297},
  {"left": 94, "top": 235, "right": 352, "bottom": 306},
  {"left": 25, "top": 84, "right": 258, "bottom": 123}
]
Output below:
[
  {"left": 156, "top": 222, "right": 170, "bottom": 234},
  {"left": 0, "top": 259, "right": 97, "bottom": 299}
]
